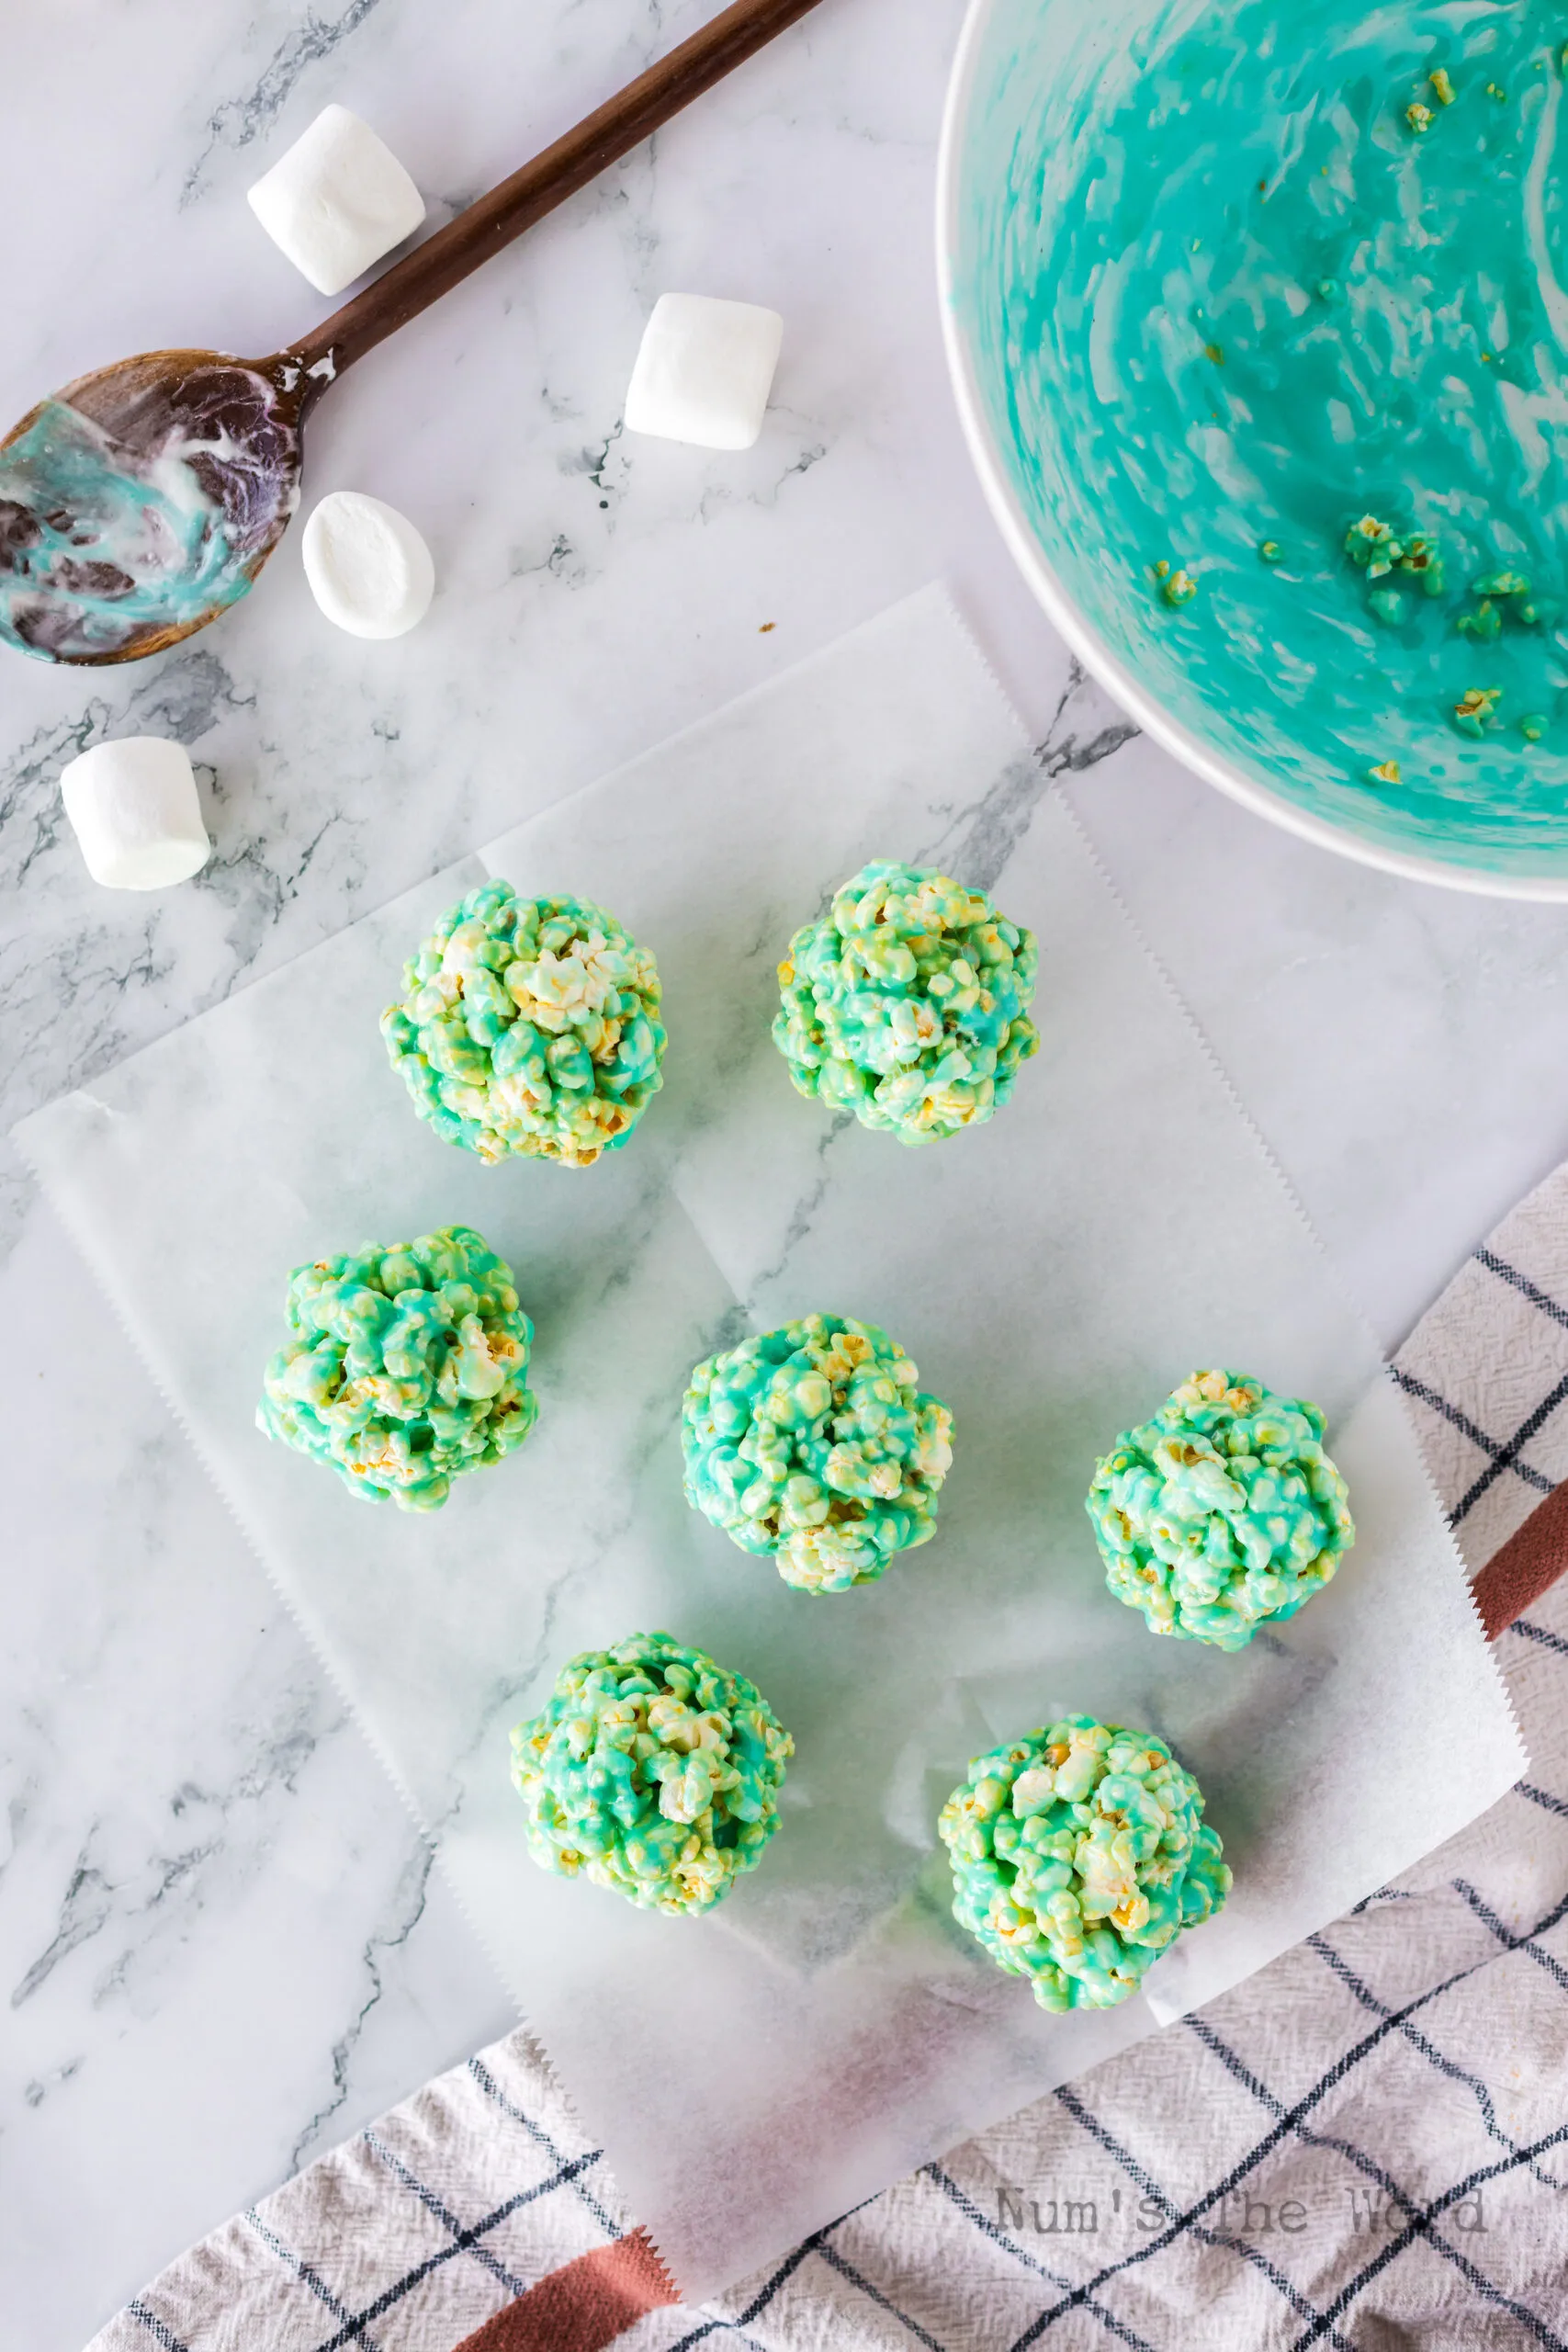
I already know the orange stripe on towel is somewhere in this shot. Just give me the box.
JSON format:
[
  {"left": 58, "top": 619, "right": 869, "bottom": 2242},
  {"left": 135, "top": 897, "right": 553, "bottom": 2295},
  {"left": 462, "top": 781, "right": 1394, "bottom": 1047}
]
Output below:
[{"left": 451, "top": 2228, "right": 681, "bottom": 2352}]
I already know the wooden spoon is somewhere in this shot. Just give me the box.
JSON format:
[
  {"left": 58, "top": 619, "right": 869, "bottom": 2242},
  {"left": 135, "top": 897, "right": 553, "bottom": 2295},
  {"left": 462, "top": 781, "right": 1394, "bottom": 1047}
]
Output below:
[{"left": 0, "top": 0, "right": 825, "bottom": 667}]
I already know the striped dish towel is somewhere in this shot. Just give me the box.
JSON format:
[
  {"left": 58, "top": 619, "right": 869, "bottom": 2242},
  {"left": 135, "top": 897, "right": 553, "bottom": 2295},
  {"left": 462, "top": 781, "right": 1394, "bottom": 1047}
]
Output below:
[{"left": 94, "top": 1165, "right": 1568, "bottom": 2352}]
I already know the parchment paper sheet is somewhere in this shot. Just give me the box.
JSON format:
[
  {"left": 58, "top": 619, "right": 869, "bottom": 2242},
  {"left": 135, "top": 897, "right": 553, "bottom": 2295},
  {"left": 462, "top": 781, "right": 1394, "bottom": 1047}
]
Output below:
[{"left": 17, "top": 588, "right": 1524, "bottom": 2296}]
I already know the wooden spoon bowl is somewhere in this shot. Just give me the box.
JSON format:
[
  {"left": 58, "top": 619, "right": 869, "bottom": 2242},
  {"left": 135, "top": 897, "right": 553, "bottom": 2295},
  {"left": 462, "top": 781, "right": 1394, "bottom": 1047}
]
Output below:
[{"left": 0, "top": 350, "right": 307, "bottom": 663}]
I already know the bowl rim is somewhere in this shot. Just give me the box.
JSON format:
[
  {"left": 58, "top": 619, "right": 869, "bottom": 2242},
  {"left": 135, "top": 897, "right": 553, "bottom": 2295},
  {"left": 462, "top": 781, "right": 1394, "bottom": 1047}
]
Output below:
[{"left": 934, "top": 0, "right": 1568, "bottom": 904}]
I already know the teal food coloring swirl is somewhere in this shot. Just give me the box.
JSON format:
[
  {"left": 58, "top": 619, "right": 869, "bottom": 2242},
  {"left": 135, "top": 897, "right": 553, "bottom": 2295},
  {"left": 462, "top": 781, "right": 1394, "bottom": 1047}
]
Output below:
[
  {"left": 0, "top": 403, "right": 244, "bottom": 659},
  {"left": 0, "top": 365, "right": 299, "bottom": 662},
  {"left": 954, "top": 0, "right": 1568, "bottom": 874}
]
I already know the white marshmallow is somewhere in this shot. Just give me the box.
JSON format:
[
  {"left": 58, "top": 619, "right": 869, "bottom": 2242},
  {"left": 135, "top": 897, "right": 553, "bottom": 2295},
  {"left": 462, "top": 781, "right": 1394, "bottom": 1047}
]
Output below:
[
  {"left": 624, "top": 293, "right": 784, "bottom": 452},
  {"left": 247, "top": 105, "right": 425, "bottom": 298},
  {"left": 301, "top": 492, "right": 434, "bottom": 639},
  {"left": 61, "top": 738, "right": 210, "bottom": 892}
]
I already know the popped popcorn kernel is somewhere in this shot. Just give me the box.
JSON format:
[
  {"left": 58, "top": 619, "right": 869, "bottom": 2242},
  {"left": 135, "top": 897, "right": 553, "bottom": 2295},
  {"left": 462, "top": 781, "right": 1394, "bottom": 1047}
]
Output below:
[
  {"left": 1430, "top": 67, "right": 1455, "bottom": 106},
  {"left": 1405, "top": 100, "right": 1433, "bottom": 133},
  {"left": 1454, "top": 686, "right": 1502, "bottom": 738},
  {"left": 1398, "top": 535, "right": 1446, "bottom": 595},
  {"left": 940, "top": 1718, "right": 1231, "bottom": 2012},
  {"left": 1468, "top": 572, "right": 1540, "bottom": 628},
  {"left": 1346, "top": 514, "right": 1403, "bottom": 578}
]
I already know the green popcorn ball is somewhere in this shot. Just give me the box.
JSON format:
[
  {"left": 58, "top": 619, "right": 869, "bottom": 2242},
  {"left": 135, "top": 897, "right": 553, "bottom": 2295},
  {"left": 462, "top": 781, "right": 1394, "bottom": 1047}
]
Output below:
[
  {"left": 940, "top": 1717, "right": 1232, "bottom": 2012},
  {"left": 773, "top": 860, "right": 1040, "bottom": 1146},
  {"left": 1087, "top": 1369, "right": 1355, "bottom": 1651},
  {"left": 511, "top": 1632, "right": 795, "bottom": 1916},
  {"left": 381, "top": 879, "right": 667, "bottom": 1169},
  {"left": 682, "top": 1313, "right": 955, "bottom": 1594},
  {"left": 257, "top": 1223, "right": 538, "bottom": 1510}
]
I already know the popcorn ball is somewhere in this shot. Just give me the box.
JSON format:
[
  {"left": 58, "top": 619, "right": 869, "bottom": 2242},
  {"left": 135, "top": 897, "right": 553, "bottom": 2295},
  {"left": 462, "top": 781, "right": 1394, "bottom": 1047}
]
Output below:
[
  {"left": 773, "top": 860, "right": 1039, "bottom": 1146},
  {"left": 940, "top": 1717, "right": 1231, "bottom": 2012},
  {"left": 682, "top": 1313, "right": 954, "bottom": 1594},
  {"left": 257, "top": 1224, "right": 537, "bottom": 1510},
  {"left": 382, "top": 880, "right": 666, "bottom": 1168},
  {"left": 1087, "top": 1370, "right": 1355, "bottom": 1651},
  {"left": 511, "top": 1632, "right": 794, "bottom": 1916}
]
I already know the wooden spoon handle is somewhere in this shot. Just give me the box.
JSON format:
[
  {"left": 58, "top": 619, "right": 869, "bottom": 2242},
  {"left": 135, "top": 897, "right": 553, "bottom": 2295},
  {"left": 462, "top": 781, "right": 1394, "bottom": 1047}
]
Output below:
[{"left": 288, "top": 0, "right": 827, "bottom": 383}]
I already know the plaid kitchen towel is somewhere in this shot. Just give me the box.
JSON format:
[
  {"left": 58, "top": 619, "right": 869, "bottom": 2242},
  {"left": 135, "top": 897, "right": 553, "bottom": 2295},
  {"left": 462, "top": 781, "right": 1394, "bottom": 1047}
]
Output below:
[{"left": 93, "top": 1164, "right": 1568, "bottom": 2352}]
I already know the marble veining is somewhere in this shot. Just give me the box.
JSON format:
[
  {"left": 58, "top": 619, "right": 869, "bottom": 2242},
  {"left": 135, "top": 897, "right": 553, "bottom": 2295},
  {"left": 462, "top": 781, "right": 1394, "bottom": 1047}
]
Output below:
[
  {"left": 930, "top": 654, "right": 1141, "bottom": 892},
  {"left": 285, "top": 1834, "right": 438, "bottom": 2174},
  {"left": 13, "top": 1692, "right": 323, "bottom": 2015},
  {"left": 183, "top": 0, "right": 398, "bottom": 200},
  {"left": 6, "top": 0, "right": 1568, "bottom": 2344}
]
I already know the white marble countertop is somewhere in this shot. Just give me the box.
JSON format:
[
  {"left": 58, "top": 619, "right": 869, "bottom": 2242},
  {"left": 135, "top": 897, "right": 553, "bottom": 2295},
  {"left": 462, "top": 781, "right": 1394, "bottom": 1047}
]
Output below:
[{"left": 7, "top": 3, "right": 1568, "bottom": 2345}]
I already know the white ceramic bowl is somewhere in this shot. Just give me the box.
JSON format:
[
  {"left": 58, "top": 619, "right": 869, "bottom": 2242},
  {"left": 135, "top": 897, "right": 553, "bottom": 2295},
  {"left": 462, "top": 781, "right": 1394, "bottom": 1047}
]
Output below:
[{"left": 937, "top": 0, "right": 1568, "bottom": 901}]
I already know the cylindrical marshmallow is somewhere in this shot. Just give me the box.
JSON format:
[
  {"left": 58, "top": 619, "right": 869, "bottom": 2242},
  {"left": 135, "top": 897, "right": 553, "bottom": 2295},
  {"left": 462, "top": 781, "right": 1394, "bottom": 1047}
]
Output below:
[
  {"left": 624, "top": 293, "right": 784, "bottom": 452},
  {"left": 301, "top": 492, "right": 435, "bottom": 639},
  {"left": 247, "top": 105, "right": 425, "bottom": 298},
  {"left": 60, "top": 737, "right": 211, "bottom": 891}
]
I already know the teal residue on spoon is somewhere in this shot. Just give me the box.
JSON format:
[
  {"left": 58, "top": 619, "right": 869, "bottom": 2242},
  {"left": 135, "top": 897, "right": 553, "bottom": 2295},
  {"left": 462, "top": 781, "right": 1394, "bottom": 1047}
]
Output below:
[
  {"left": 0, "top": 400, "right": 250, "bottom": 662},
  {"left": 954, "top": 0, "right": 1568, "bottom": 875}
]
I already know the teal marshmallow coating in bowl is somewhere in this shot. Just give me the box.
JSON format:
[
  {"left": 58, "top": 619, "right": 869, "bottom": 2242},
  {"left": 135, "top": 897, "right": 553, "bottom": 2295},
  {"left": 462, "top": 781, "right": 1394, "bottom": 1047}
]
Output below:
[
  {"left": 382, "top": 880, "right": 666, "bottom": 1168},
  {"left": 256, "top": 1224, "right": 539, "bottom": 1511},
  {"left": 1087, "top": 1369, "right": 1355, "bottom": 1650},
  {"left": 773, "top": 861, "right": 1039, "bottom": 1146},
  {"left": 940, "top": 1717, "right": 1232, "bottom": 2011},
  {"left": 682, "top": 1313, "right": 955, "bottom": 1594},
  {"left": 510, "top": 1633, "right": 795, "bottom": 1917},
  {"left": 941, "top": 0, "right": 1568, "bottom": 895}
]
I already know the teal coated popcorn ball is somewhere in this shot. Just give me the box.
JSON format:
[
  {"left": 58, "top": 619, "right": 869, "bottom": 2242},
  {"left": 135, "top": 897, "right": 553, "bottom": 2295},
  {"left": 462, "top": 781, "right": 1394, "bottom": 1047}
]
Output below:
[
  {"left": 1088, "top": 1370, "right": 1355, "bottom": 1652},
  {"left": 510, "top": 1633, "right": 795, "bottom": 1916},
  {"left": 682, "top": 1313, "right": 955, "bottom": 1594},
  {"left": 773, "top": 861, "right": 1040, "bottom": 1146},
  {"left": 940, "top": 1718, "right": 1231, "bottom": 2013},
  {"left": 257, "top": 1224, "right": 538, "bottom": 1510},
  {"left": 381, "top": 879, "right": 666, "bottom": 1168}
]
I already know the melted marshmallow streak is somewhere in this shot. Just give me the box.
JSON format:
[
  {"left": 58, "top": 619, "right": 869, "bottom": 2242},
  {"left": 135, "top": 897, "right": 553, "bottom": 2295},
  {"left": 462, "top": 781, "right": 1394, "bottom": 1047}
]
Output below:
[{"left": 0, "top": 364, "right": 299, "bottom": 662}]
